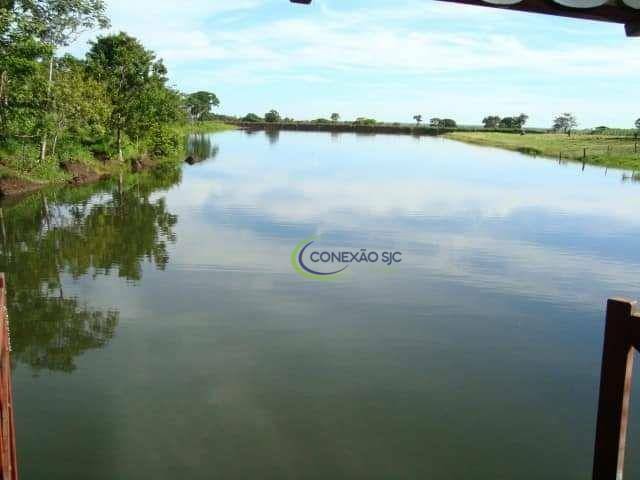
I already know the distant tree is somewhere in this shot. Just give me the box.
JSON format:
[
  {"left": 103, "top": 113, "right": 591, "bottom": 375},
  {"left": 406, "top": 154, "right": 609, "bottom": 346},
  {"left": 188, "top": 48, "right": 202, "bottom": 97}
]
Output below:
[
  {"left": 499, "top": 117, "right": 517, "bottom": 129},
  {"left": 264, "top": 109, "right": 281, "bottom": 123},
  {"left": 441, "top": 118, "right": 457, "bottom": 128},
  {"left": 354, "top": 117, "right": 376, "bottom": 126},
  {"left": 185, "top": 91, "right": 219, "bottom": 121},
  {"left": 635, "top": 118, "right": 640, "bottom": 131},
  {"left": 482, "top": 116, "right": 501, "bottom": 129},
  {"left": 594, "top": 126, "right": 609, "bottom": 134},
  {"left": 283, "top": 117, "right": 295, "bottom": 123},
  {"left": 242, "top": 113, "right": 261, "bottom": 122},
  {"left": 313, "top": 118, "right": 330, "bottom": 124},
  {"left": 516, "top": 113, "right": 529, "bottom": 128},
  {"left": 330, "top": 113, "right": 340, "bottom": 122},
  {"left": 413, "top": 114, "right": 422, "bottom": 126},
  {"left": 429, "top": 118, "right": 441, "bottom": 128},
  {"left": 552, "top": 113, "right": 578, "bottom": 135}
]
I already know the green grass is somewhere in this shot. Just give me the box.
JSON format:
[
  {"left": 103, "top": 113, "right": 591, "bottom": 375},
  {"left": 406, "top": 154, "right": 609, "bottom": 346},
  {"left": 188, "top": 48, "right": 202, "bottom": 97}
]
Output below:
[
  {"left": 445, "top": 131, "right": 640, "bottom": 170},
  {"left": 170, "top": 121, "right": 234, "bottom": 136}
]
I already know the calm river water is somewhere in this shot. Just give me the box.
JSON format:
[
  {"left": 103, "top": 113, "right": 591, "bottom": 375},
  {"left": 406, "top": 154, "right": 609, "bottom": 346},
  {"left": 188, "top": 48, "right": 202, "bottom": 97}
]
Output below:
[{"left": 4, "top": 130, "right": 640, "bottom": 479}]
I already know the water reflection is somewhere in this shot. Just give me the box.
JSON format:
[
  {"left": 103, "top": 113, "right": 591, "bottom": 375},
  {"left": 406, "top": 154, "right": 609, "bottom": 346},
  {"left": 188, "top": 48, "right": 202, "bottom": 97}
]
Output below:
[
  {"left": 0, "top": 166, "right": 181, "bottom": 373},
  {"left": 186, "top": 134, "right": 219, "bottom": 164},
  {"left": 264, "top": 128, "right": 280, "bottom": 145}
]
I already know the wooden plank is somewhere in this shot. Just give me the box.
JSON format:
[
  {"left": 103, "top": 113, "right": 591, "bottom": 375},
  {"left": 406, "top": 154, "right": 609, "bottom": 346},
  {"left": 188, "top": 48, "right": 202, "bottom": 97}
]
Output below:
[
  {"left": 0, "top": 275, "right": 17, "bottom": 480},
  {"left": 593, "top": 299, "right": 637, "bottom": 480}
]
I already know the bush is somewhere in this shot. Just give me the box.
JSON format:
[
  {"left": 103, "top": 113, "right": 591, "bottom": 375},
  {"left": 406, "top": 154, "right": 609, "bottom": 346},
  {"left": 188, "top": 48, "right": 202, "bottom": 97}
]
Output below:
[{"left": 146, "top": 124, "right": 181, "bottom": 158}]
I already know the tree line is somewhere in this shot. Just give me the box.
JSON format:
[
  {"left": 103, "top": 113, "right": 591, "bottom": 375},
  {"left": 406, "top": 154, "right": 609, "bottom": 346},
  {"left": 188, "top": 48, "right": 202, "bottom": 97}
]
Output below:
[{"left": 0, "top": 0, "right": 219, "bottom": 172}]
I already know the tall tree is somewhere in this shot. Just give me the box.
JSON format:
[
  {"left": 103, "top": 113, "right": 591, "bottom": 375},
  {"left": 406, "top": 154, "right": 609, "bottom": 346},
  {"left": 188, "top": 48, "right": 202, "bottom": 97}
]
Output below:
[
  {"left": 49, "top": 55, "right": 110, "bottom": 156},
  {"left": 264, "top": 109, "right": 280, "bottom": 123},
  {"left": 86, "top": 32, "right": 161, "bottom": 161},
  {"left": 516, "top": 113, "right": 529, "bottom": 128},
  {"left": 635, "top": 118, "right": 640, "bottom": 131},
  {"left": 185, "top": 91, "right": 219, "bottom": 121},
  {"left": 330, "top": 113, "right": 340, "bottom": 122},
  {"left": 553, "top": 113, "right": 578, "bottom": 135},
  {"left": 482, "top": 116, "right": 501, "bottom": 128},
  {"left": 0, "top": 6, "right": 51, "bottom": 141},
  {"left": 17, "top": 0, "right": 110, "bottom": 161},
  {"left": 413, "top": 114, "right": 422, "bottom": 126}
]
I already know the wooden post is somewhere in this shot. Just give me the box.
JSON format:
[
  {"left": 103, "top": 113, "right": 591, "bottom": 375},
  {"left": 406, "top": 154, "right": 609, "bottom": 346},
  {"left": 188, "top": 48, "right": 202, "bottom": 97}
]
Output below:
[
  {"left": 593, "top": 299, "right": 637, "bottom": 480},
  {"left": 0, "top": 275, "right": 17, "bottom": 480}
]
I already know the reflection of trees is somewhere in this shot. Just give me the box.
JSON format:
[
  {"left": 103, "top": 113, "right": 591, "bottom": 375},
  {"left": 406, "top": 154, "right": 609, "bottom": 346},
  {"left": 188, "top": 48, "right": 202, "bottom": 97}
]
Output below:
[
  {"left": 0, "top": 166, "right": 181, "bottom": 373},
  {"left": 186, "top": 134, "right": 219, "bottom": 163},
  {"left": 265, "top": 128, "right": 280, "bottom": 145}
]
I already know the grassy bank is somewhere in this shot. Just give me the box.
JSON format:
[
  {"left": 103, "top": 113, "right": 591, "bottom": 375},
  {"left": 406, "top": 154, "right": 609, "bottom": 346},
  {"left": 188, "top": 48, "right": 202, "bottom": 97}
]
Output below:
[
  {"left": 232, "top": 120, "right": 546, "bottom": 136},
  {"left": 445, "top": 131, "right": 640, "bottom": 170},
  {"left": 0, "top": 121, "right": 234, "bottom": 198}
]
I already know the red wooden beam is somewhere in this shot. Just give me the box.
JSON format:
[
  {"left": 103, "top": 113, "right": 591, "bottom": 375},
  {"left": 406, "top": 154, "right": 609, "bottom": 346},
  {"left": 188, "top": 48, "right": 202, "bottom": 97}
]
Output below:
[{"left": 0, "top": 275, "right": 18, "bottom": 480}]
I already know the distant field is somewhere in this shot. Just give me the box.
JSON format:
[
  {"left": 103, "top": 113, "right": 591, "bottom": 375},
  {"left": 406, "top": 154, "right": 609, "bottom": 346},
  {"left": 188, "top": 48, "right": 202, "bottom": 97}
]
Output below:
[{"left": 445, "top": 131, "right": 640, "bottom": 170}]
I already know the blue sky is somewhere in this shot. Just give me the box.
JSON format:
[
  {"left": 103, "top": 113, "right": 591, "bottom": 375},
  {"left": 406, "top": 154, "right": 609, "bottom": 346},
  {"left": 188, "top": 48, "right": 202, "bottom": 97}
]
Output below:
[{"left": 70, "top": 0, "right": 640, "bottom": 128}]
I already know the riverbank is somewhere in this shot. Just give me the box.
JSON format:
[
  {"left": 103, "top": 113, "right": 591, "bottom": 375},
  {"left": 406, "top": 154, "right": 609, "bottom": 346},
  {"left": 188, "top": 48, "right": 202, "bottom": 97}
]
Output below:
[
  {"left": 232, "top": 121, "right": 544, "bottom": 136},
  {"left": 0, "top": 121, "right": 233, "bottom": 200},
  {"left": 445, "top": 131, "right": 640, "bottom": 170}
]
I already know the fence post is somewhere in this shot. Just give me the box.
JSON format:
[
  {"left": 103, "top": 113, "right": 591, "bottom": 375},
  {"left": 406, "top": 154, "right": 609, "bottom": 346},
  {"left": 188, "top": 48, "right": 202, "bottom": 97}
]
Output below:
[{"left": 593, "top": 299, "right": 637, "bottom": 480}]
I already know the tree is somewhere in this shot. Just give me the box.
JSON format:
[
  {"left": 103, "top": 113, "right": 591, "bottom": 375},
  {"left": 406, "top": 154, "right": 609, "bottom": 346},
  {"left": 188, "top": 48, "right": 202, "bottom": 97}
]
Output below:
[
  {"left": 441, "top": 118, "right": 457, "bottom": 128},
  {"left": 516, "top": 113, "right": 529, "bottom": 128},
  {"left": 413, "top": 114, "right": 422, "bottom": 126},
  {"left": 635, "top": 118, "right": 640, "bottom": 131},
  {"left": 264, "top": 109, "right": 281, "bottom": 123},
  {"left": 354, "top": 117, "right": 376, "bottom": 125},
  {"left": 482, "top": 116, "right": 501, "bottom": 129},
  {"left": 185, "top": 91, "right": 219, "bottom": 121},
  {"left": 553, "top": 113, "right": 578, "bottom": 135},
  {"left": 0, "top": 9, "right": 51, "bottom": 141},
  {"left": 330, "top": 113, "right": 340, "bottom": 123},
  {"left": 499, "top": 117, "right": 517, "bottom": 129},
  {"left": 17, "top": 0, "right": 110, "bottom": 161},
  {"left": 49, "top": 55, "right": 111, "bottom": 156},
  {"left": 86, "top": 32, "right": 163, "bottom": 161},
  {"left": 242, "top": 113, "right": 261, "bottom": 122},
  {"left": 429, "top": 118, "right": 441, "bottom": 128}
]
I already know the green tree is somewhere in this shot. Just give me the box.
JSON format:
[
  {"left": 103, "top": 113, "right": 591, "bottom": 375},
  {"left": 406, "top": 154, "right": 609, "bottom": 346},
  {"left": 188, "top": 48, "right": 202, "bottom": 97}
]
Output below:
[
  {"left": 330, "top": 113, "right": 340, "bottom": 123},
  {"left": 413, "top": 114, "right": 422, "bottom": 126},
  {"left": 17, "top": 0, "right": 110, "bottom": 161},
  {"left": 242, "top": 113, "right": 261, "bottom": 122},
  {"left": 482, "top": 116, "right": 501, "bottom": 128},
  {"left": 264, "top": 109, "right": 281, "bottom": 123},
  {"left": 0, "top": 8, "right": 51, "bottom": 141},
  {"left": 49, "top": 55, "right": 111, "bottom": 156},
  {"left": 635, "top": 118, "right": 640, "bottom": 131},
  {"left": 499, "top": 117, "right": 517, "bottom": 129},
  {"left": 86, "top": 32, "right": 163, "bottom": 161},
  {"left": 516, "top": 113, "right": 529, "bottom": 128},
  {"left": 553, "top": 113, "right": 578, "bottom": 135},
  {"left": 185, "top": 91, "right": 219, "bottom": 121},
  {"left": 354, "top": 117, "right": 376, "bottom": 125}
]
